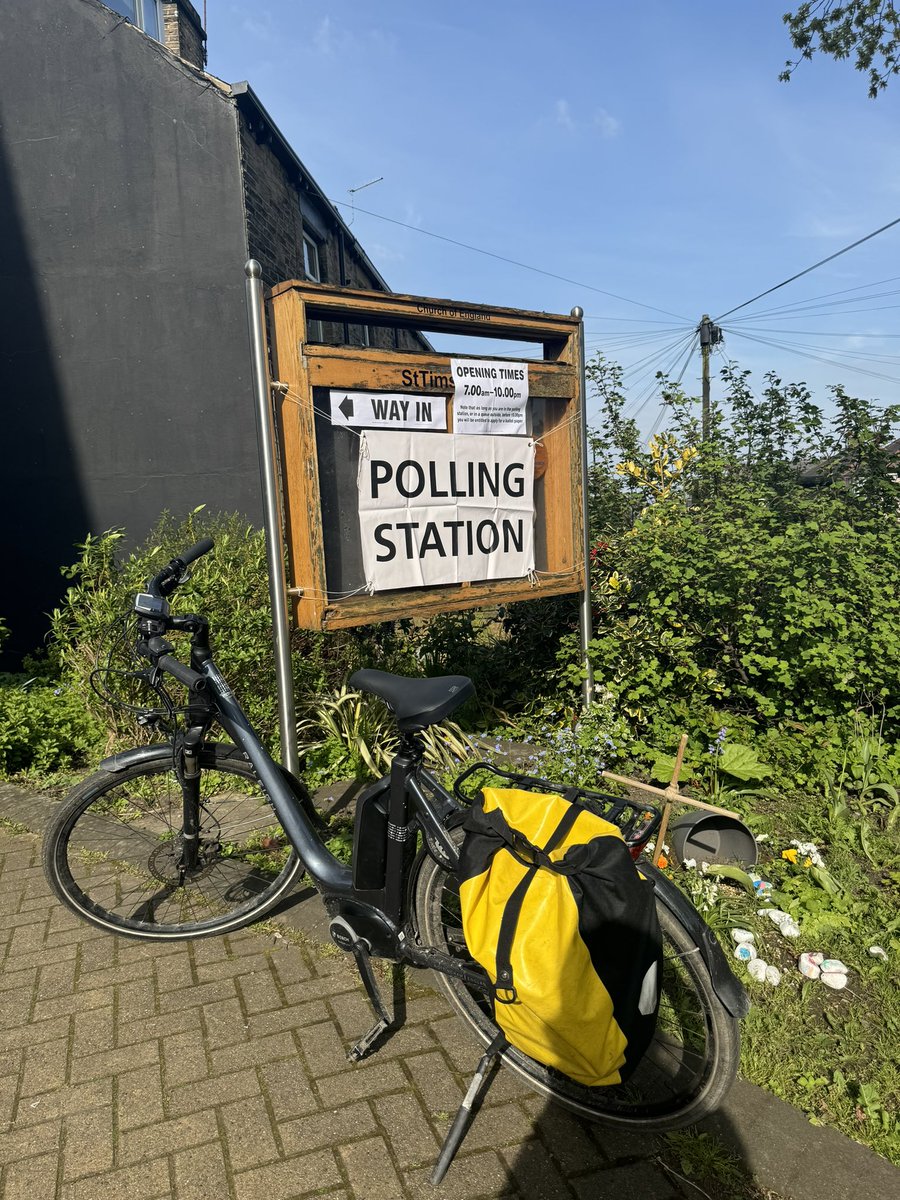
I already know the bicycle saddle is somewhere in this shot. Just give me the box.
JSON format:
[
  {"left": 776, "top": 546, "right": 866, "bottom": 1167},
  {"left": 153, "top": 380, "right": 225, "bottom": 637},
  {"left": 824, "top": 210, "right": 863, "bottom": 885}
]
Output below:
[{"left": 350, "top": 669, "right": 475, "bottom": 732}]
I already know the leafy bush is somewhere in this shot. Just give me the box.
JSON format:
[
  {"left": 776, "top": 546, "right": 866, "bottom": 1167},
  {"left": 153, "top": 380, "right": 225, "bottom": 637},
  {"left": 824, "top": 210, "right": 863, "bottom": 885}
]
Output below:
[
  {"left": 297, "top": 683, "right": 475, "bottom": 787},
  {"left": 42, "top": 509, "right": 522, "bottom": 773},
  {"left": 0, "top": 676, "right": 102, "bottom": 774},
  {"left": 49, "top": 510, "right": 285, "bottom": 747},
  {"left": 589, "top": 484, "right": 900, "bottom": 730},
  {"left": 584, "top": 357, "right": 900, "bottom": 743}
]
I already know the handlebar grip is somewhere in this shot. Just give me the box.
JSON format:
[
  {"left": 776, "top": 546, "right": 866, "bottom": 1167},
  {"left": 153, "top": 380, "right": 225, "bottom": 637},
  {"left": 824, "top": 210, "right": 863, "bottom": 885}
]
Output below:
[
  {"left": 178, "top": 538, "right": 214, "bottom": 567},
  {"left": 156, "top": 654, "right": 208, "bottom": 694}
]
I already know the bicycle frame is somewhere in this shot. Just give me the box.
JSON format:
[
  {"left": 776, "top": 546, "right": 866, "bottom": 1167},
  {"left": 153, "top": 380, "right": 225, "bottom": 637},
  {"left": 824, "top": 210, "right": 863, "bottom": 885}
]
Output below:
[{"left": 192, "top": 659, "right": 461, "bottom": 962}]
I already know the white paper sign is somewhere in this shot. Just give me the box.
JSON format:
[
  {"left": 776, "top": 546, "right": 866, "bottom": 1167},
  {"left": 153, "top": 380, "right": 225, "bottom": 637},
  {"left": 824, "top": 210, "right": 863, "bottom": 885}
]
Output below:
[
  {"left": 450, "top": 358, "right": 529, "bottom": 435},
  {"left": 330, "top": 390, "right": 446, "bottom": 431},
  {"left": 357, "top": 431, "right": 535, "bottom": 591}
]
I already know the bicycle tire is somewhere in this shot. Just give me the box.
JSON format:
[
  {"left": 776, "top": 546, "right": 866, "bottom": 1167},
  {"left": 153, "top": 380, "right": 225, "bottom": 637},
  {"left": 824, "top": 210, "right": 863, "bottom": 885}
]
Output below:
[
  {"left": 43, "top": 744, "right": 305, "bottom": 940},
  {"left": 413, "top": 837, "right": 740, "bottom": 1131}
]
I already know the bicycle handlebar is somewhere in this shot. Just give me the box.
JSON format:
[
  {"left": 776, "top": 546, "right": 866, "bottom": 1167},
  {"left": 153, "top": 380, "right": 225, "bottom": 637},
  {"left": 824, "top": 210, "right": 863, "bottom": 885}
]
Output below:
[
  {"left": 155, "top": 653, "right": 208, "bottom": 694},
  {"left": 146, "top": 538, "right": 215, "bottom": 598},
  {"left": 179, "top": 537, "right": 215, "bottom": 567}
]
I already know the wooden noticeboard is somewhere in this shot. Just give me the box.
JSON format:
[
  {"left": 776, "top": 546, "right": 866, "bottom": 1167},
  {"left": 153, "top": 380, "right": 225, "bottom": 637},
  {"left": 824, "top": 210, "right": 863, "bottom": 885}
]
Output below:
[{"left": 265, "top": 282, "right": 586, "bottom": 631}]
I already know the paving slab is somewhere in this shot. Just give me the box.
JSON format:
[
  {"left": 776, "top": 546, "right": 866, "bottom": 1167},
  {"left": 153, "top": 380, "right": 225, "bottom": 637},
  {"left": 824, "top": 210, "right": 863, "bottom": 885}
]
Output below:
[{"left": 1, "top": 783, "right": 898, "bottom": 1200}]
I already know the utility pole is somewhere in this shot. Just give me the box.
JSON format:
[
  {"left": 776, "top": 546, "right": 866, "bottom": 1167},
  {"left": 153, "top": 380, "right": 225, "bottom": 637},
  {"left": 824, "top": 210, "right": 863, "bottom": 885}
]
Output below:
[{"left": 698, "top": 314, "right": 723, "bottom": 441}]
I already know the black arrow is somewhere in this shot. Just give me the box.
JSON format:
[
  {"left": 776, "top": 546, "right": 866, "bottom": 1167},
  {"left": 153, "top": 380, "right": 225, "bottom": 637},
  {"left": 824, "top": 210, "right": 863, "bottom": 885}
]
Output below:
[{"left": 339, "top": 395, "right": 354, "bottom": 420}]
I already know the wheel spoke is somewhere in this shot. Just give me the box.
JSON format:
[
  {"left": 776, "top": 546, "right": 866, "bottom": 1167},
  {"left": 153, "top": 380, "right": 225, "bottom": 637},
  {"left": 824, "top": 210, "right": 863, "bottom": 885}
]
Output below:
[
  {"left": 46, "top": 754, "right": 302, "bottom": 938},
  {"left": 414, "top": 837, "right": 738, "bottom": 1129}
]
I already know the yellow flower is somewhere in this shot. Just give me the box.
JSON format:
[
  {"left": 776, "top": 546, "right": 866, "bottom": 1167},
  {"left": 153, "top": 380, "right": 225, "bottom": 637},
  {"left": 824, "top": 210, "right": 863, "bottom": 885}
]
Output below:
[
  {"left": 782, "top": 848, "right": 799, "bottom": 864},
  {"left": 803, "top": 857, "right": 812, "bottom": 868}
]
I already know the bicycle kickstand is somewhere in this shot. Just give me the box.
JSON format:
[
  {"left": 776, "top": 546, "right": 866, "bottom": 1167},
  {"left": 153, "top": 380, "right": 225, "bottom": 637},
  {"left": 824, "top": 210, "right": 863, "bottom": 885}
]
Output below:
[
  {"left": 346, "top": 937, "right": 392, "bottom": 1063},
  {"left": 430, "top": 1032, "right": 507, "bottom": 1185}
]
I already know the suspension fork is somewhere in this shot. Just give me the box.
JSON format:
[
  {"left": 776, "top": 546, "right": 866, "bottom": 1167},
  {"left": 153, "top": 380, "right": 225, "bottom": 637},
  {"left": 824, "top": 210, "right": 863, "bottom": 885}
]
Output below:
[
  {"left": 176, "top": 725, "right": 206, "bottom": 872},
  {"left": 173, "top": 615, "right": 214, "bottom": 874}
]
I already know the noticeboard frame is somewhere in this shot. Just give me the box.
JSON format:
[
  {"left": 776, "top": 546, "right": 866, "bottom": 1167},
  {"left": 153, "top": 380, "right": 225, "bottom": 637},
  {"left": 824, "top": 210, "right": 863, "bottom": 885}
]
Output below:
[{"left": 265, "top": 281, "right": 586, "bottom": 631}]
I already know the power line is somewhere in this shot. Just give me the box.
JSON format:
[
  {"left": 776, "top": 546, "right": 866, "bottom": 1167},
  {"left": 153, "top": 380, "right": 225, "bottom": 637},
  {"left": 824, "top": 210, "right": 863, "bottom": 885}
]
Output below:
[
  {"left": 582, "top": 314, "right": 690, "bottom": 325},
  {"left": 329, "top": 198, "right": 692, "bottom": 322},
  {"left": 624, "top": 331, "right": 698, "bottom": 419},
  {"left": 732, "top": 327, "right": 900, "bottom": 338},
  {"left": 730, "top": 334, "right": 900, "bottom": 364},
  {"left": 727, "top": 329, "right": 900, "bottom": 387},
  {"left": 722, "top": 274, "right": 900, "bottom": 322},
  {"left": 623, "top": 331, "right": 697, "bottom": 382},
  {"left": 648, "top": 335, "right": 700, "bottom": 434},
  {"left": 725, "top": 287, "right": 900, "bottom": 324},
  {"left": 715, "top": 215, "right": 900, "bottom": 322}
]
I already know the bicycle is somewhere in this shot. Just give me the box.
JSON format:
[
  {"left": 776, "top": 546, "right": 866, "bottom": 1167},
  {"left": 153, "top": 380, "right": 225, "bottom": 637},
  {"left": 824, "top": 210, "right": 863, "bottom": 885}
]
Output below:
[{"left": 42, "top": 539, "right": 749, "bottom": 1180}]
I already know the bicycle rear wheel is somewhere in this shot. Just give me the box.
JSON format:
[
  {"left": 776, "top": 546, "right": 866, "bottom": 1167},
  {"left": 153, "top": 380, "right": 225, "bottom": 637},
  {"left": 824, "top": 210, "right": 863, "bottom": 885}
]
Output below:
[
  {"left": 43, "top": 744, "right": 305, "bottom": 940},
  {"left": 413, "top": 841, "right": 740, "bottom": 1131}
]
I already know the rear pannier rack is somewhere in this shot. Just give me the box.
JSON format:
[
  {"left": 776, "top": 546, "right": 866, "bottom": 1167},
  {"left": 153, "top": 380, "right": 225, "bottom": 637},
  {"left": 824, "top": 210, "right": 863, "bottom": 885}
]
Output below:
[{"left": 453, "top": 762, "right": 661, "bottom": 854}]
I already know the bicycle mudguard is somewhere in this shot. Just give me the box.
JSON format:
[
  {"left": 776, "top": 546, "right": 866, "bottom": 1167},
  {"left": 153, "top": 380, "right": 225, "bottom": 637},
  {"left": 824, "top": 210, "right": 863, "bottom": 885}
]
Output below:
[
  {"left": 642, "top": 861, "right": 751, "bottom": 1019},
  {"left": 98, "top": 742, "right": 325, "bottom": 829}
]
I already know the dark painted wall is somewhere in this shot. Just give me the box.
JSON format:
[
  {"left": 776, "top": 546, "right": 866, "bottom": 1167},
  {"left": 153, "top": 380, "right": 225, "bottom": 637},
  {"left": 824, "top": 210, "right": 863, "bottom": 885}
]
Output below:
[{"left": 0, "top": 0, "right": 256, "bottom": 662}]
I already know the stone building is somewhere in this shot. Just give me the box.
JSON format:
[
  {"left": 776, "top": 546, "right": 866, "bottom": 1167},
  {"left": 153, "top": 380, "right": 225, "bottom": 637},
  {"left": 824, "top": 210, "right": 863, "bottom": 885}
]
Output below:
[{"left": 0, "top": 0, "right": 421, "bottom": 660}]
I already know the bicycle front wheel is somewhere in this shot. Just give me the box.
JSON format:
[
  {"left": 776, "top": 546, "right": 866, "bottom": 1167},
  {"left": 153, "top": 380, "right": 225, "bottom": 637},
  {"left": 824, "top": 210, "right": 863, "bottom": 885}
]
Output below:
[
  {"left": 413, "top": 840, "right": 740, "bottom": 1131},
  {"left": 43, "top": 744, "right": 305, "bottom": 940}
]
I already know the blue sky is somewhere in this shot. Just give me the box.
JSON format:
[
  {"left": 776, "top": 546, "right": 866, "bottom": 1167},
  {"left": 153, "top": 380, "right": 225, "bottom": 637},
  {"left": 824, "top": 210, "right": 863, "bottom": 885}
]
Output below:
[{"left": 207, "top": 1, "right": 900, "bottom": 432}]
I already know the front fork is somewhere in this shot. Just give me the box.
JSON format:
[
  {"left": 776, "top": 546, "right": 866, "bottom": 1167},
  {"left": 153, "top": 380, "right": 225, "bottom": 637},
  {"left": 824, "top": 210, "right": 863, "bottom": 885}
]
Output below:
[
  {"left": 177, "top": 616, "right": 213, "bottom": 876},
  {"left": 176, "top": 726, "right": 206, "bottom": 873}
]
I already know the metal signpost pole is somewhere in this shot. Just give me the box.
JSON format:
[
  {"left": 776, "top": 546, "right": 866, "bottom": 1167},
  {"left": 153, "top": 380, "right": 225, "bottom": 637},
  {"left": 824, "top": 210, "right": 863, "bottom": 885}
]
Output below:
[
  {"left": 244, "top": 260, "right": 300, "bottom": 775},
  {"left": 571, "top": 306, "right": 595, "bottom": 709}
]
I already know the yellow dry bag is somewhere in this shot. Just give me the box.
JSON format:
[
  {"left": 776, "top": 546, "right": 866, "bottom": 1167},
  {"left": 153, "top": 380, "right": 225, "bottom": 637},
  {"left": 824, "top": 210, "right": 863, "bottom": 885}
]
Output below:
[{"left": 458, "top": 786, "right": 662, "bottom": 1087}]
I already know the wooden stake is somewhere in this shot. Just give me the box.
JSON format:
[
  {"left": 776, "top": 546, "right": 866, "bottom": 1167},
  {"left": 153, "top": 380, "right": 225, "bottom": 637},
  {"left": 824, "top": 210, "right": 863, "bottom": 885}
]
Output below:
[
  {"left": 598, "top": 771, "right": 739, "bottom": 819},
  {"left": 670, "top": 733, "right": 689, "bottom": 789}
]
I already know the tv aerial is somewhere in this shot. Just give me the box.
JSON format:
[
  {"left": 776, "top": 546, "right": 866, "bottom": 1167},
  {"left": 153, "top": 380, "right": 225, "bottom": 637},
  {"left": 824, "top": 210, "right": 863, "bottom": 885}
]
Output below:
[{"left": 347, "top": 176, "right": 383, "bottom": 225}]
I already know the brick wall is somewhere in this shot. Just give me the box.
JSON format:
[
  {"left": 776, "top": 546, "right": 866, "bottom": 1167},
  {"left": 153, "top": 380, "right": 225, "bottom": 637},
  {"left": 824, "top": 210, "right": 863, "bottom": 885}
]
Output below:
[
  {"left": 238, "top": 107, "right": 421, "bottom": 352},
  {"left": 239, "top": 114, "right": 306, "bottom": 287},
  {"left": 161, "top": 0, "right": 206, "bottom": 69}
]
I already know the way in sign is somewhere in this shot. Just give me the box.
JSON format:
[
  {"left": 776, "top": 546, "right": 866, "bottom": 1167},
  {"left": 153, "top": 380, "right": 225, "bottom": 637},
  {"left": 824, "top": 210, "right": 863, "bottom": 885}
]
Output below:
[{"left": 329, "top": 389, "right": 447, "bottom": 431}]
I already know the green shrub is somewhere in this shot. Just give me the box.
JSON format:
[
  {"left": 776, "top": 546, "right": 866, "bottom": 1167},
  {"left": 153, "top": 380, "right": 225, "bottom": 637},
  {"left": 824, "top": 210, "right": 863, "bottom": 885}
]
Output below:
[
  {"left": 588, "top": 484, "right": 900, "bottom": 732},
  {"left": 583, "top": 356, "right": 900, "bottom": 744},
  {"left": 44, "top": 509, "right": 521, "bottom": 764},
  {"left": 0, "top": 676, "right": 102, "bottom": 774},
  {"left": 49, "top": 510, "right": 285, "bottom": 747}
]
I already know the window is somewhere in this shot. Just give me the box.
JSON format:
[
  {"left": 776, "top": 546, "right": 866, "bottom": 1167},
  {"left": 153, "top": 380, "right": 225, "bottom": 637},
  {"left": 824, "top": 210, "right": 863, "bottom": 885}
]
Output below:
[
  {"left": 302, "top": 235, "right": 321, "bottom": 282},
  {"left": 106, "top": 1, "right": 162, "bottom": 41},
  {"left": 303, "top": 235, "right": 324, "bottom": 341}
]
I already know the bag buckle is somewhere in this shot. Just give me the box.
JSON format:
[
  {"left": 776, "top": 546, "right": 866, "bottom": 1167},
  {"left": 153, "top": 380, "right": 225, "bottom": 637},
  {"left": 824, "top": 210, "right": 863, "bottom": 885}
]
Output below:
[{"left": 494, "top": 967, "right": 518, "bottom": 1005}]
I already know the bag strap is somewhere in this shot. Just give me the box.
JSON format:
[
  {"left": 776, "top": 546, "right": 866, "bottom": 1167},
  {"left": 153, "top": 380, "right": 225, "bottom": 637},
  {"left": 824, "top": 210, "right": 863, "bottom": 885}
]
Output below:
[{"left": 493, "top": 802, "right": 581, "bottom": 1004}]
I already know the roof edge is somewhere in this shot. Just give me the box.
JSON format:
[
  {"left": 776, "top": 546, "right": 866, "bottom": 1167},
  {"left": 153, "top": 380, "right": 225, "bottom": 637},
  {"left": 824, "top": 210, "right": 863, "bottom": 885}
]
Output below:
[{"left": 229, "top": 81, "right": 393, "bottom": 295}]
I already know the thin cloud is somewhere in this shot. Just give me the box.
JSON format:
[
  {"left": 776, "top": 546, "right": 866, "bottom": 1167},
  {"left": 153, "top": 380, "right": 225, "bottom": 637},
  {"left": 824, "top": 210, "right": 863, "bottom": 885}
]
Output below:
[
  {"left": 594, "top": 108, "right": 621, "bottom": 138},
  {"left": 552, "top": 99, "right": 620, "bottom": 137},
  {"left": 314, "top": 17, "right": 333, "bottom": 56},
  {"left": 555, "top": 99, "right": 575, "bottom": 130},
  {"left": 241, "top": 13, "right": 274, "bottom": 40}
]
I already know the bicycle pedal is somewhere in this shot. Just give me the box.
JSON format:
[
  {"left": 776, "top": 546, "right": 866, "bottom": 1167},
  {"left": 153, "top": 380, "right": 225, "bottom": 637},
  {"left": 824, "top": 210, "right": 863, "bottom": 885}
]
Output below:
[{"left": 347, "top": 1017, "right": 390, "bottom": 1062}]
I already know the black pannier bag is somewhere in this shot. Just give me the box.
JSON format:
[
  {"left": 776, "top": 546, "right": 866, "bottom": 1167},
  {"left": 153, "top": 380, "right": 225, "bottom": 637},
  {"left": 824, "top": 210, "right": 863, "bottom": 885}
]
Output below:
[{"left": 458, "top": 785, "right": 663, "bottom": 1086}]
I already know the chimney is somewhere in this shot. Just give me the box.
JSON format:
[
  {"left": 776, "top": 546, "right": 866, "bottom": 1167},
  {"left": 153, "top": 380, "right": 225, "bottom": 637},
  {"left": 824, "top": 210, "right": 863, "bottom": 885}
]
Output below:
[{"left": 160, "top": 1, "right": 207, "bottom": 70}]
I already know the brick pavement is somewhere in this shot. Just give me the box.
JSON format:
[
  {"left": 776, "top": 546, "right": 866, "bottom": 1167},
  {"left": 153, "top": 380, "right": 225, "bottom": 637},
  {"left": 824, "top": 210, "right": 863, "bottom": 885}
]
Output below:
[
  {"left": 0, "top": 825, "right": 697, "bottom": 1200},
  {"left": 2, "top": 801, "right": 899, "bottom": 1200}
]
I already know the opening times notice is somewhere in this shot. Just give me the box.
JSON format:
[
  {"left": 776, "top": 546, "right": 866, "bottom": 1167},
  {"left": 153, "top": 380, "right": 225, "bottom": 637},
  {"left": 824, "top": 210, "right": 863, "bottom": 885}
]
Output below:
[{"left": 450, "top": 358, "right": 528, "bottom": 435}]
